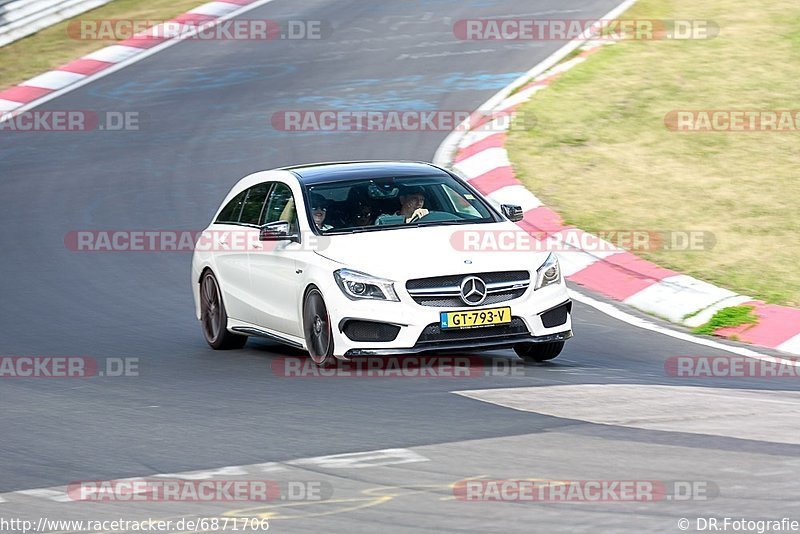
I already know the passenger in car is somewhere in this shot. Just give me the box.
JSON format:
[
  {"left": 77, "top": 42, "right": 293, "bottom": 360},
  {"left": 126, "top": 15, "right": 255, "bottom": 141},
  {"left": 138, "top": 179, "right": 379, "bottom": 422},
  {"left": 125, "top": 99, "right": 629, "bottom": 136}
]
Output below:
[
  {"left": 351, "top": 191, "right": 376, "bottom": 227},
  {"left": 352, "top": 202, "right": 374, "bottom": 226},
  {"left": 309, "top": 194, "right": 333, "bottom": 231}
]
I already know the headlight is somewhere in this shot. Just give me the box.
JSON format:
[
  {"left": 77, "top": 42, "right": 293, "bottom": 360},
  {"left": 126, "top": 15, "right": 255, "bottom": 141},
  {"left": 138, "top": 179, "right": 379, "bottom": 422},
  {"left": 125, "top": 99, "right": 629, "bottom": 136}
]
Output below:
[
  {"left": 534, "top": 253, "right": 561, "bottom": 290},
  {"left": 333, "top": 269, "right": 400, "bottom": 301}
]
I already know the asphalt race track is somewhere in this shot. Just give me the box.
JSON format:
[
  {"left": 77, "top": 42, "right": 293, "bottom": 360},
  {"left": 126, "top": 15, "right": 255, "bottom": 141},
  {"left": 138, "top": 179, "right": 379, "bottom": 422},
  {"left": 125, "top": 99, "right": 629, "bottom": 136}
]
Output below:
[{"left": 1, "top": 0, "right": 799, "bottom": 532}]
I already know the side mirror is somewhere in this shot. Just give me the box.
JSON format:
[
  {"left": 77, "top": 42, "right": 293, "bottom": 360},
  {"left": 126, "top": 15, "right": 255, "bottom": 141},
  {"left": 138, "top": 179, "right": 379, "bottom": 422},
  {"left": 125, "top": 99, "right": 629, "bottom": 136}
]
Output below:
[
  {"left": 259, "top": 221, "right": 299, "bottom": 242},
  {"left": 501, "top": 204, "right": 524, "bottom": 222}
]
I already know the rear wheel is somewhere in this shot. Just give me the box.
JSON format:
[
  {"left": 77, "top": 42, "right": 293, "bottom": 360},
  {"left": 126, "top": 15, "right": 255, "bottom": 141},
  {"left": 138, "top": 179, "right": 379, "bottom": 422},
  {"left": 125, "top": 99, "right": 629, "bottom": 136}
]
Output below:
[
  {"left": 303, "top": 287, "right": 334, "bottom": 366},
  {"left": 200, "top": 271, "right": 247, "bottom": 350},
  {"left": 514, "top": 341, "right": 564, "bottom": 362}
]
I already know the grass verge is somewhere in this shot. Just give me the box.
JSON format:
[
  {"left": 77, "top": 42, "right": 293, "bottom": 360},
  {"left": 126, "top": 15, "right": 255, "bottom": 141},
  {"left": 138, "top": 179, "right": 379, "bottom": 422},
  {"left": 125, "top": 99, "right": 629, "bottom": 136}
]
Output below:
[
  {"left": 507, "top": 0, "right": 800, "bottom": 307},
  {"left": 693, "top": 305, "right": 758, "bottom": 335},
  {"left": 0, "top": 0, "right": 206, "bottom": 91}
]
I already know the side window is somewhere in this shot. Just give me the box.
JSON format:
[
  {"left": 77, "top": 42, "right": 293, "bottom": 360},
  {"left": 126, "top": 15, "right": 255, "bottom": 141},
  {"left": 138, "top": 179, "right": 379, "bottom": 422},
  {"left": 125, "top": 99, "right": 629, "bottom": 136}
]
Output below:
[
  {"left": 239, "top": 183, "right": 271, "bottom": 225},
  {"left": 215, "top": 190, "right": 247, "bottom": 224},
  {"left": 261, "top": 183, "right": 297, "bottom": 228}
]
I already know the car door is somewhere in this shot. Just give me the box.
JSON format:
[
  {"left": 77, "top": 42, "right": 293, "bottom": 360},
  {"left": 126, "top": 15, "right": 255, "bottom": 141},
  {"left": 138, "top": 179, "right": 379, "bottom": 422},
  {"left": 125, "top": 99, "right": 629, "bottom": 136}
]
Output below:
[
  {"left": 207, "top": 189, "right": 250, "bottom": 321},
  {"left": 248, "top": 181, "right": 304, "bottom": 337},
  {"left": 210, "top": 183, "right": 270, "bottom": 323}
]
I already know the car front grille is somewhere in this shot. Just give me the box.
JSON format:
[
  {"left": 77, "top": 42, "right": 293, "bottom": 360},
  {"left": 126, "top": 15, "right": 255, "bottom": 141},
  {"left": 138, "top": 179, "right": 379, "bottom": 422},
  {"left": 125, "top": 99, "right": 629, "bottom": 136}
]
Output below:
[
  {"left": 415, "top": 317, "right": 530, "bottom": 345},
  {"left": 405, "top": 271, "right": 530, "bottom": 308}
]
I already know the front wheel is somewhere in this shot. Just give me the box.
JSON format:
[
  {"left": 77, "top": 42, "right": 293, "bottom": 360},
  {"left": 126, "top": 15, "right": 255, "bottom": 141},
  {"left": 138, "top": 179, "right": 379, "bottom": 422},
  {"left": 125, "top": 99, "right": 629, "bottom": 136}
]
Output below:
[
  {"left": 200, "top": 271, "right": 247, "bottom": 350},
  {"left": 514, "top": 341, "right": 564, "bottom": 362},
  {"left": 303, "top": 287, "right": 334, "bottom": 366}
]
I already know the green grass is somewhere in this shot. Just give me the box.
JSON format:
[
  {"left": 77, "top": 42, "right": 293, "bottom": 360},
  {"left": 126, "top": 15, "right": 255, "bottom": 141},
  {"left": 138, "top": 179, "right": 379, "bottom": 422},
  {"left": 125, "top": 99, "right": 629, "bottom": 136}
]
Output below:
[
  {"left": 693, "top": 305, "right": 758, "bottom": 335},
  {"left": 507, "top": 0, "right": 800, "bottom": 307},
  {"left": 0, "top": 0, "right": 206, "bottom": 91}
]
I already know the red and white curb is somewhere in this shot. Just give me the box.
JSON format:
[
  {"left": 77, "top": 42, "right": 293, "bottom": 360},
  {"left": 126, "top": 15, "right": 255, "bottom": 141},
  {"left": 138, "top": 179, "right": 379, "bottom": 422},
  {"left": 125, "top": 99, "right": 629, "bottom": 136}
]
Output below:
[
  {"left": 436, "top": 39, "right": 800, "bottom": 357},
  {"left": 0, "top": 0, "right": 268, "bottom": 114}
]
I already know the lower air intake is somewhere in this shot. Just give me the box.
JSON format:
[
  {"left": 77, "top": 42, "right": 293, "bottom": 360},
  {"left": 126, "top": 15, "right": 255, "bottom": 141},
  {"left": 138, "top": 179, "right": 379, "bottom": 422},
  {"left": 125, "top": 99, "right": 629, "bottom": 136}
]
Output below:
[{"left": 342, "top": 320, "right": 401, "bottom": 342}]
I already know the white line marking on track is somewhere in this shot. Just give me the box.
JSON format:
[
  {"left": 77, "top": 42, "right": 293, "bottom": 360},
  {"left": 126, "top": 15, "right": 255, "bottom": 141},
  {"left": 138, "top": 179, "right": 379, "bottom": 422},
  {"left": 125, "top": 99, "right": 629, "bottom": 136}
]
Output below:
[
  {"left": 287, "top": 448, "right": 429, "bottom": 469},
  {"left": 15, "top": 489, "right": 71, "bottom": 502},
  {"left": 154, "top": 465, "right": 249, "bottom": 480},
  {"left": 251, "top": 462, "right": 287, "bottom": 473},
  {"left": 1, "top": 448, "right": 429, "bottom": 502}
]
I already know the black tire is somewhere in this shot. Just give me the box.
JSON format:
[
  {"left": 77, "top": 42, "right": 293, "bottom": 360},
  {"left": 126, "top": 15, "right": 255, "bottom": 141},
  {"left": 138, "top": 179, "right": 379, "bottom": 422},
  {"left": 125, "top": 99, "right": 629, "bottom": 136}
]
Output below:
[
  {"left": 514, "top": 341, "right": 564, "bottom": 362},
  {"left": 303, "top": 287, "right": 334, "bottom": 366},
  {"left": 200, "top": 270, "right": 248, "bottom": 350}
]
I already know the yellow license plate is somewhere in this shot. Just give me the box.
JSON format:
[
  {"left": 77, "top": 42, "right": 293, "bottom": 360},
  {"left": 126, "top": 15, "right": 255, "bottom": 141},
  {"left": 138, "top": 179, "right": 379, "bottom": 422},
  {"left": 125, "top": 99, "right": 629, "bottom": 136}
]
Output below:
[{"left": 440, "top": 307, "right": 511, "bottom": 329}]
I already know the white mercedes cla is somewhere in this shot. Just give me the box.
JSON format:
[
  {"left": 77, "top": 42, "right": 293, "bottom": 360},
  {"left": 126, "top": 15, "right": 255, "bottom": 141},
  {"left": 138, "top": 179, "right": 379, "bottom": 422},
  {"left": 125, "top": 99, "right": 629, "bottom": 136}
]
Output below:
[{"left": 191, "top": 161, "right": 572, "bottom": 365}]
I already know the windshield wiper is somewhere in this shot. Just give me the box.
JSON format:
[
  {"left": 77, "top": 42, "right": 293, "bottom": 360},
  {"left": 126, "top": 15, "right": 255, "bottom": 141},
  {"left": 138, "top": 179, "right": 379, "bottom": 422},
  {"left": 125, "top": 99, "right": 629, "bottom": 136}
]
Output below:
[
  {"left": 407, "top": 219, "right": 486, "bottom": 228},
  {"left": 325, "top": 226, "right": 384, "bottom": 235}
]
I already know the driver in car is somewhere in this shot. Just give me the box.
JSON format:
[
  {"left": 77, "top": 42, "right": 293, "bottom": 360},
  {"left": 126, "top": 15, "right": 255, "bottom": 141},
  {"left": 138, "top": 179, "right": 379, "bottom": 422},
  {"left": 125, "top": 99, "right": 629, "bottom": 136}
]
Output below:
[{"left": 375, "top": 185, "right": 429, "bottom": 224}]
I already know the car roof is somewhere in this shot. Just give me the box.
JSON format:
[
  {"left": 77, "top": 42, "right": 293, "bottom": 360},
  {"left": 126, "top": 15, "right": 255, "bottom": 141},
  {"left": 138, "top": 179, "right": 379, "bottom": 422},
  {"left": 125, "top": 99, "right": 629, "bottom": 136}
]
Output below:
[{"left": 282, "top": 161, "right": 450, "bottom": 185}]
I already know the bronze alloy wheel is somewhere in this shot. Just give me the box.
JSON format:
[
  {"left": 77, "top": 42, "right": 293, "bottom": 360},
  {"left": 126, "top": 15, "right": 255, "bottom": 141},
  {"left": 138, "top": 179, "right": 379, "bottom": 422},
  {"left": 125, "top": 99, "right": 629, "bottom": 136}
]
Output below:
[
  {"left": 303, "top": 287, "right": 334, "bottom": 365},
  {"left": 200, "top": 271, "right": 247, "bottom": 350}
]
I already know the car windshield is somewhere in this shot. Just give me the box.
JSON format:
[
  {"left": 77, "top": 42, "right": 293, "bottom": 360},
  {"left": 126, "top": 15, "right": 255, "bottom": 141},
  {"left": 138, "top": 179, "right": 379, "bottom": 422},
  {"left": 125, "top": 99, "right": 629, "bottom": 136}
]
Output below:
[{"left": 304, "top": 174, "right": 498, "bottom": 234}]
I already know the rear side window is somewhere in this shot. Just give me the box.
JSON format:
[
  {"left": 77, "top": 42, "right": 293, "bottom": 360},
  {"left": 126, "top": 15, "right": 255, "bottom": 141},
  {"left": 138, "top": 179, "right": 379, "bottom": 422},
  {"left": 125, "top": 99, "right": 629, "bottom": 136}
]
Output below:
[
  {"left": 262, "top": 183, "right": 297, "bottom": 227},
  {"left": 215, "top": 191, "right": 247, "bottom": 223},
  {"left": 239, "top": 183, "right": 271, "bottom": 225}
]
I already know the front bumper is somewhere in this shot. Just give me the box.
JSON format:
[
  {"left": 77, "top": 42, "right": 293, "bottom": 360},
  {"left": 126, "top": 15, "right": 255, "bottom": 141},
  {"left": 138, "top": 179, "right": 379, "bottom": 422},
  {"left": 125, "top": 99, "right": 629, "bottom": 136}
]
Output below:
[
  {"left": 343, "top": 329, "right": 573, "bottom": 357},
  {"left": 320, "top": 275, "right": 573, "bottom": 359}
]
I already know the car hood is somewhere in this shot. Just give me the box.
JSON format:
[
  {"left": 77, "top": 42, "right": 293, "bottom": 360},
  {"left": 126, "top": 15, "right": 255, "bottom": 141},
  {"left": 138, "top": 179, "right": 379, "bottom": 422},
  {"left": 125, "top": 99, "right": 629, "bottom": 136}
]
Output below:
[{"left": 314, "top": 222, "right": 549, "bottom": 281}]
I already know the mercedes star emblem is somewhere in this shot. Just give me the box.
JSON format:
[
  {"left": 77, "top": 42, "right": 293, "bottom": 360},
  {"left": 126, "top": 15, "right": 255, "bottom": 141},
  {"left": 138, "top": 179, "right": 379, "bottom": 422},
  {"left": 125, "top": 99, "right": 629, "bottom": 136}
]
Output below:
[{"left": 460, "top": 276, "right": 487, "bottom": 306}]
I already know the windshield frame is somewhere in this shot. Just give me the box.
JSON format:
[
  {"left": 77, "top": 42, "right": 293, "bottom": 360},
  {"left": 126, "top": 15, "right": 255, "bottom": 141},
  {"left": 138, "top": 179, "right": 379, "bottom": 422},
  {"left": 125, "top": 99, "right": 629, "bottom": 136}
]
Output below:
[{"left": 300, "top": 170, "right": 504, "bottom": 236}]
